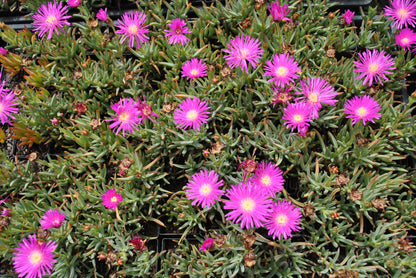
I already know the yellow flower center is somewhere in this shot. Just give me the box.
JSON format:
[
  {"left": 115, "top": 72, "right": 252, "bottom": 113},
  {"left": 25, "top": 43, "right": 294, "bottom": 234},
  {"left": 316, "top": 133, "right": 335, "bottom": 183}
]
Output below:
[
  {"left": 190, "top": 69, "right": 199, "bottom": 76},
  {"left": 308, "top": 93, "right": 318, "bottom": 103},
  {"left": 240, "top": 49, "right": 248, "bottom": 59},
  {"left": 46, "top": 15, "right": 57, "bottom": 25},
  {"left": 175, "top": 28, "right": 182, "bottom": 34},
  {"left": 261, "top": 175, "right": 271, "bottom": 187},
  {"left": 128, "top": 24, "right": 138, "bottom": 35},
  {"left": 241, "top": 198, "right": 255, "bottom": 212},
  {"left": 29, "top": 250, "right": 43, "bottom": 265},
  {"left": 118, "top": 111, "right": 130, "bottom": 122},
  {"left": 397, "top": 8, "right": 408, "bottom": 19},
  {"left": 186, "top": 109, "right": 198, "bottom": 121},
  {"left": 356, "top": 107, "right": 368, "bottom": 117},
  {"left": 199, "top": 184, "right": 212, "bottom": 196},
  {"left": 293, "top": 114, "right": 303, "bottom": 123},
  {"left": 275, "top": 214, "right": 288, "bottom": 225},
  {"left": 0, "top": 103, "right": 3, "bottom": 113},
  {"left": 53, "top": 219, "right": 60, "bottom": 225},
  {"left": 276, "top": 66, "right": 288, "bottom": 77},
  {"left": 402, "top": 37, "right": 409, "bottom": 44},
  {"left": 111, "top": 196, "right": 118, "bottom": 203},
  {"left": 368, "top": 63, "right": 378, "bottom": 73}
]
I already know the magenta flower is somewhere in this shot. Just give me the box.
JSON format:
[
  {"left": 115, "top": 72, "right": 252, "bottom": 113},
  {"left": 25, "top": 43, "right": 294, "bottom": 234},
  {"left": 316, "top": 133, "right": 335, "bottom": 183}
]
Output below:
[
  {"left": 344, "top": 95, "right": 381, "bottom": 126},
  {"left": 265, "top": 200, "right": 302, "bottom": 240},
  {"left": 97, "top": 8, "right": 108, "bottom": 22},
  {"left": 0, "top": 79, "right": 20, "bottom": 125},
  {"left": 40, "top": 208, "right": 66, "bottom": 230},
  {"left": 384, "top": 0, "right": 416, "bottom": 29},
  {"left": 269, "top": 1, "right": 291, "bottom": 22},
  {"left": 295, "top": 77, "right": 338, "bottom": 119},
  {"left": 199, "top": 238, "right": 214, "bottom": 252},
  {"left": 264, "top": 53, "right": 300, "bottom": 88},
  {"left": 130, "top": 234, "right": 147, "bottom": 251},
  {"left": 223, "top": 182, "right": 272, "bottom": 230},
  {"left": 223, "top": 34, "right": 263, "bottom": 74},
  {"left": 395, "top": 28, "right": 416, "bottom": 50},
  {"left": 174, "top": 97, "right": 210, "bottom": 130},
  {"left": 342, "top": 9, "right": 355, "bottom": 25},
  {"left": 185, "top": 169, "right": 224, "bottom": 209},
  {"left": 0, "top": 47, "right": 7, "bottom": 55},
  {"left": 67, "top": 0, "right": 81, "bottom": 7},
  {"left": 135, "top": 96, "right": 159, "bottom": 123},
  {"left": 105, "top": 98, "right": 141, "bottom": 136},
  {"left": 248, "top": 161, "right": 284, "bottom": 197},
  {"left": 164, "top": 18, "right": 192, "bottom": 45},
  {"left": 2, "top": 208, "right": 11, "bottom": 217},
  {"left": 32, "top": 1, "right": 71, "bottom": 40},
  {"left": 12, "top": 234, "right": 57, "bottom": 278},
  {"left": 181, "top": 58, "right": 207, "bottom": 80},
  {"left": 115, "top": 10, "right": 150, "bottom": 49},
  {"left": 101, "top": 188, "right": 123, "bottom": 210},
  {"left": 354, "top": 49, "right": 396, "bottom": 87},
  {"left": 282, "top": 102, "right": 312, "bottom": 133}
]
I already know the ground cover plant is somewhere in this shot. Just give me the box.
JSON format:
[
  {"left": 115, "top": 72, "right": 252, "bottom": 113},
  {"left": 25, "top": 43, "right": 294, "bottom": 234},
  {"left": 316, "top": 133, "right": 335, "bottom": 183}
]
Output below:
[{"left": 0, "top": 0, "right": 415, "bottom": 277}]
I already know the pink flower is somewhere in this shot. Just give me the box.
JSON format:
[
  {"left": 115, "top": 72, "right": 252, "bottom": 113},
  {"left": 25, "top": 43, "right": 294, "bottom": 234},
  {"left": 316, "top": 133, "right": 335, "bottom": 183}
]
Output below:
[
  {"left": 50, "top": 118, "right": 59, "bottom": 125},
  {"left": 395, "top": 28, "right": 416, "bottom": 50},
  {"left": 135, "top": 96, "right": 159, "bottom": 123},
  {"left": 67, "top": 0, "right": 81, "bottom": 7},
  {"left": 101, "top": 188, "right": 123, "bottom": 210},
  {"left": 248, "top": 161, "right": 284, "bottom": 197},
  {"left": 264, "top": 53, "right": 300, "bottom": 88},
  {"left": 2, "top": 208, "right": 11, "bottom": 217},
  {"left": 130, "top": 234, "right": 147, "bottom": 251},
  {"left": 97, "top": 8, "right": 108, "bottom": 22},
  {"left": 164, "top": 18, "right": 192, "bottom": 45},
  {"left": 384, "top": 0, "right": 416, "bottom": 29},
  {"left": 173, "top": 97, "right": 210, "bottom": 130},
  {"left": 344, "top": 95, "right": 381, "bottom": 126},
  {"left": 32, "top": 0, "right": 71, "bottom": 40},
  {"left": 223, "top": 182, "right": 272, "bottom": 230},
  {"left": 0, "top": 77, "right": 20, "bottom": 125},
  {"left": 115, "top": 10, "right": 150, "bottom": 49},
  {"left": 265, "top": 200, "right": 302, "bottom": 240},
  {"left": 282, "top": 102, "right": 312, "bottom": 133},
  {"left": 0, "top": 47, "right": 7, "bottom": 55},
  {"left": 199, "top": 238, "right": 214, "bottom": 252},
  {"left": 223, "top": 34, "right": 263, "bottom": 74},
  {"left": 12, "top": 234, "right": 57, "bottom": 278},
  {"left": 40, "top": 208, "right": 66, "bottom": 229},
  {"left": 181, "top": 58, "right": 207, "bottom": 80},
  {"left": 105, "top": 98, "right": 141, "bottom": 136},
  {"left": 342, "top": 9, "right": 355, "bottom": 25},
  {"left": 354, "top": 49, "right": 396, "bottom": 87},
  {"left": 295, "top": 77, "right": 338, "bottom": 119},
  {"left": 268, "top": 1, "right": 291, "bottom": 22},
  {"left": 185, "top": 169, "right": 224, "bottom": 209}
]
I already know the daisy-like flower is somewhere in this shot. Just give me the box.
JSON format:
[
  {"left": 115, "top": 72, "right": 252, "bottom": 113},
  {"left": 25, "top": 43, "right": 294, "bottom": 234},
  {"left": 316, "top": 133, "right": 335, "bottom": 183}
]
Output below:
[
  {"left": 282, "top": 102, "right": 312, "bottom": 133},
  {"left": 223, "top": 182, "right": 272, "bottom": 230},
  {"left": 395, "top": 28, "right": 416, "bottom": 50},
  {"left": 115, "top": 10, "right": 150, "bottom": 49},
  {"left": 0, "top": 80, "right": 20, "bottom": 125},
  {"left": 223, "top": 34, "right": 263, "bottom": 74},
  {"left": 344, "top": 95, "right": 381, "bottom": 126},
  {"left": 174, "top": 97, "right": 210, "bottom": 130},
  {"left": 32, "top": 1, "right": 71, "bottom": 40},
  {"left": 12, "top": 234, "right": 57, "bottom": 278},
  {"left": 185, "top": 169, "right": 224, "bottom": 209},
  {"left": 295, "top": 77, "right": 338, "bottom": 119},
  {"left": 269, "top": 1, "right": 291, "bottom": 22},
  {"left": 105, "top": 98, "right": 141, "bottom": 136},
  {"left": 164, "top": 18, "right": 192, "bottom": 45},
  {"left": 354, "top": 49, "right": 396, "bottom": 87},
  {"left": 342, "top": 9, "right": 355, "bottom": 25},
  {"left": 181, "top": 58, "right": 207, "bottom": 81},
  {"left": 40, "top": 208, "right": 66, "bottom": 230},
  {"left": 96, "top": 8, "right": 108, "bottom": 22},
  {"left": 67, "top": 0, "right": 81, "bottom": 7},
  {"left": 101, "top": 188, "right": 123, "bottom": 210},
  {"left": 248, "top": 161, "right": 284, "bottom": 197},
  {"left": 135, "top": 96, "right": 159, "bottom": 123},
  {"left": 264, "top": 200, "right": 302, "bottom": 240},
  {"left": 264, "top": 53, "right": 301, "bottom": 88},
  {"left": 384, "top": 0, "right": 416, "bottom": 29}
]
